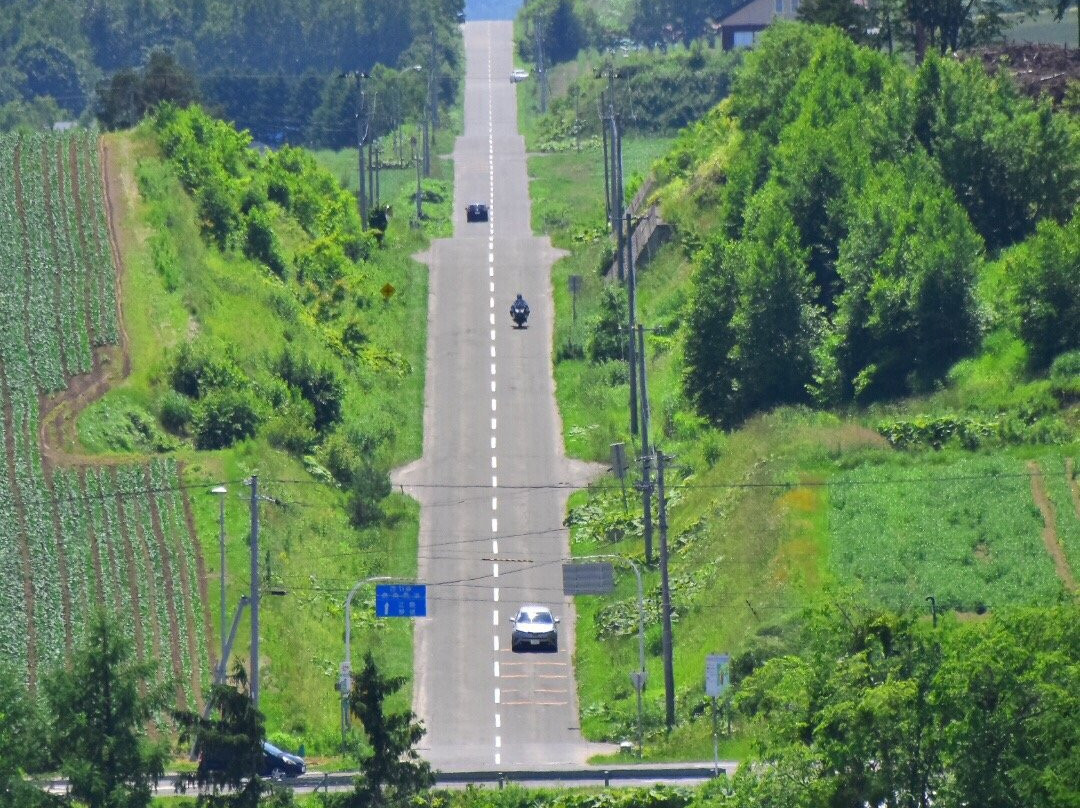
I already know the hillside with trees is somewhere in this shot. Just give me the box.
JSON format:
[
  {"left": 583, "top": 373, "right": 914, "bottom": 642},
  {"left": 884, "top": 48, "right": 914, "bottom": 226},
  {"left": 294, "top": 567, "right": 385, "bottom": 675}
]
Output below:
[
  {"left": 520, "top": 11, "right": 1080, "bottom": 788},
  {"left": 0, "top": 0, "right": 463, "bottom": 148}
]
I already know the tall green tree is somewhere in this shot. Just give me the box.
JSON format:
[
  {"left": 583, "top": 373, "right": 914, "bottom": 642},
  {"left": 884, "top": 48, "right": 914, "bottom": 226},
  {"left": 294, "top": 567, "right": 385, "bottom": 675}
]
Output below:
[
  {"left": 174, "top": 664, "right": 275, "bottom": 808},
  {"left": 1004, "top": 212, "right": 1080, "bottom": 370},
  {"left": 726, "top": 183, "right": 820, "bottom": 423},
  {"left": 0, "top": 665, "right": 56, "bottom": 808},
  {"left": 44, "top": 612, "right": 169, "bottom": 808},
  {"left": 830, "top": 157, "right": 981, "bottom": 401},
  {"left": 333, "top": 652, "right": 433, "bottom": 808}
]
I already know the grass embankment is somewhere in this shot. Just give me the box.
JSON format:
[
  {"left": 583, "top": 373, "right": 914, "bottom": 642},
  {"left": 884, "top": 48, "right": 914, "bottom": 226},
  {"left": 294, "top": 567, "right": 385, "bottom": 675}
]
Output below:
[
  {"left": 79, "top": 124, "right": 454, "bottom": 755},
  {"left": 518, "top": 51, "right": 1080, "bottom": 760}
]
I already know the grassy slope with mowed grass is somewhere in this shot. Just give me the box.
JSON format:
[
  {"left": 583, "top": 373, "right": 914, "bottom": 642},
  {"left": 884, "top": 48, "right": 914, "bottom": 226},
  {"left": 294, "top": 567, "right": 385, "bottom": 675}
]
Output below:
[
  {"left": 85, "top": 127, "right": 445, "bottom": 754},
  {"left": 519, "top": 51, "right": 1080, "bottom": 759}
]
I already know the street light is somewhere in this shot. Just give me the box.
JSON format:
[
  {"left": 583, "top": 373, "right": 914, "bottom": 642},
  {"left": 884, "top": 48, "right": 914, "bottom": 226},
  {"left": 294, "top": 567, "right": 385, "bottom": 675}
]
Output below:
[
  {"left": 211, "top": 485, "right": 228, "bottom": 667},
  {"left": 340, "top": 71, "right": 371, "bottom": 229},
  {"left": 576, "top": 554, "right": 646, "bottom": 756},
  {"left": 340, "top": 575, "right": 406, "bottom": 744}
]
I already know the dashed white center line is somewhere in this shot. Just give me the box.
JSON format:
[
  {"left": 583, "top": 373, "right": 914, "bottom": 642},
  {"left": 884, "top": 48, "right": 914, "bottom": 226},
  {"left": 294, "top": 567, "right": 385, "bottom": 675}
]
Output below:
[
  {"left": 492, "top": 539, "right": 499, "bottom": 553},
  {"left": 490, "top": 345, "right": 496, "bottom": 358},
  {"left": 491, "top": 380, "right": 497, "bottom": 393},
  {"left": 491, "top": 517, "right": 498, "bottom": 532},
  {"left": 495, "top": 714, "right": 501, "bottom": 728},
  {"left": 491, "top": 417, "right": 497, "bottom": 430},
  {"left": 491, "top": 398, "right": 497, "bottom": 412},
  {"left": 492, "top": 562, "right": 499, "bottom": 578},
  {"left": 493, "top": 636, "right": 500, "bottom": 651},
  {"left": 492, "top": 496, "right": 498, "bottom": 510},
  {"left": 495, "top": 736, "right": 501, "bottom": 749},
  {"left": 493, "top": 609, "right": 499, "bottom": 625},
  {"left": 490, "top": 435, "right": 497, "bottom": 449},
  {"left": 493, "top": 587, "right": 500, "bottom": 602},
  {"left": 491, "top": 456, "right": 497, "bottom": 469},
  {"left": 492, "top": 475, "right": 498, "bottom": 487}
]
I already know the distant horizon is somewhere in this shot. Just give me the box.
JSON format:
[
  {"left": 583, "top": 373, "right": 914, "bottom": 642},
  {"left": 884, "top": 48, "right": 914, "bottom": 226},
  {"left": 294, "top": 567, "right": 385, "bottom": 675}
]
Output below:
[{"left": 465, "top": 0, "right": 522, "bottom": 21}]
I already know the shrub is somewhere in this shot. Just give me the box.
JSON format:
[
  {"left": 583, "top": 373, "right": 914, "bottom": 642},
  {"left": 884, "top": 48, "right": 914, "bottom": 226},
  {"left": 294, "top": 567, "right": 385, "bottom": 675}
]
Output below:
[
  {"left": 1050, "top": 350, "right": 1080, "bottom": 379},
  {"left": 346, "top": 463, "right": 391, "bottom": 527},
  {"left": 316, "top": 431, "right": 362, "bottom": 486},
  {"left": 169, "top": 339, "right": 247, "bottom": 398},
  {"left": 585, "top": 286, "right": 627, "bottom": 364},
  {"left": 157, "top": 390, "right": 193, "bottom": 434},
  {"left": 191, "top": 388, "right": 263, "bottom": 449},
  {"left": 245, "top": 206, "right": 287, "bottom": 277},
  {"left": 264, "top": 399, "right": 318, "bottom": 455},
  {"left": 274, "top": 347, "right": 345, "bottom": 432}
]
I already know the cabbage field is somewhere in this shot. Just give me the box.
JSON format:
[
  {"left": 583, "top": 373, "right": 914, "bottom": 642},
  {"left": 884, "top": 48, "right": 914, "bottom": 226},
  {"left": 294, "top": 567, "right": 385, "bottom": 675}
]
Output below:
[{"left": 0, "top": 130, "right": 210, "bottom": 708}]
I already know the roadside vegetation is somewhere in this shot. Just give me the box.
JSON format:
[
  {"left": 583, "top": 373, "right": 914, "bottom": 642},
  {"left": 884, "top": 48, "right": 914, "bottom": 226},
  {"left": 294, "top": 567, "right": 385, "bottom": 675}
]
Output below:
[{"left": 517, "top": 4, "right": 1080, "bottom": 792}]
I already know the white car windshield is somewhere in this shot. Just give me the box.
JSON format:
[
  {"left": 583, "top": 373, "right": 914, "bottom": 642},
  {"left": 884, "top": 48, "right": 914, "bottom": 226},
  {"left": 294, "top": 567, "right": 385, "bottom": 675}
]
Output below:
[{"left": 519, "top": 611, "right": 553, "bottom": 625}]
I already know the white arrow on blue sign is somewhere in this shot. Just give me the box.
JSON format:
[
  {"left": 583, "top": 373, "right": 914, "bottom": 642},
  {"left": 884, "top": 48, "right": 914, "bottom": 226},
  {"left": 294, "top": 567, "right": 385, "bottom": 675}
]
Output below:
[{"left": 375, "top": 584, "right": 427, "bottom": 617}]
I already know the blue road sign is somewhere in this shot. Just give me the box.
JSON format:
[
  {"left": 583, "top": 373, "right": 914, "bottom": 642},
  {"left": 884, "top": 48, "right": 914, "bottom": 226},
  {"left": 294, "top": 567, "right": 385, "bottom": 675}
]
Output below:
[{"left": 375, "top": 584, "right": 427, "bottom": 618}]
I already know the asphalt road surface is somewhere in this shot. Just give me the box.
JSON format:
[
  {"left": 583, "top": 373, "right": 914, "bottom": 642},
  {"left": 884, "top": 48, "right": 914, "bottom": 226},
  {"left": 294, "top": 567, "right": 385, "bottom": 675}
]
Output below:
[{"left": 393, "top": 20, "right": 605, "bottom": 771}]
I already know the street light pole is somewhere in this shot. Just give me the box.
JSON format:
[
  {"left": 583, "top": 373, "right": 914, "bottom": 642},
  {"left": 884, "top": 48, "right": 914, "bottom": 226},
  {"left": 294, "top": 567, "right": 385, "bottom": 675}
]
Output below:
[
  {"left": 341, "top": 576, "right": 398, "bottom": 743},
  {"left": 212, "top": 485, "right": 228, "bottom": 667},
  {"left": 576, "top": 554, "right": 646, "bottom": 755},
  {"left": 247, "top": 475, "right": 261, "bottom": 709}
]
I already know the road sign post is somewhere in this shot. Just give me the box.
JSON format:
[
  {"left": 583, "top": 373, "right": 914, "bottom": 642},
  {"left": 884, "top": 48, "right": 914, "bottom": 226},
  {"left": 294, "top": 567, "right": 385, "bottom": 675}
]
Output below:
[
  {"left": 705, "top": 653, "right": 731, "bottom": 774},
  {"left": 561, "top": 563, "right": 614, "bottom": 595}
]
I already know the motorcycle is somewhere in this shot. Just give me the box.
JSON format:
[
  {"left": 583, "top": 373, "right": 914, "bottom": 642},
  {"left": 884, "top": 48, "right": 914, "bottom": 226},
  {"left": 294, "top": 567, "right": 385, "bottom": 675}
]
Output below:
[{"left": 510, "top": 304, "right": 529, "bottom": 329}]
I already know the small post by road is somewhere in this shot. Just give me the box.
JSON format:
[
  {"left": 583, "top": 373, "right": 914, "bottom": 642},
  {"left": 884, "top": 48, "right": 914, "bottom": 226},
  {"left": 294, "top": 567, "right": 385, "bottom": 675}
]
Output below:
[
  {"left": 411, "top": 135, "right": 423, "bottom": 221},
  {"left": 341, "top": 576, "right": 395, "bottom": 743},
  {"left": 626, "top": 212, "right": 637, "bottom": 437}
]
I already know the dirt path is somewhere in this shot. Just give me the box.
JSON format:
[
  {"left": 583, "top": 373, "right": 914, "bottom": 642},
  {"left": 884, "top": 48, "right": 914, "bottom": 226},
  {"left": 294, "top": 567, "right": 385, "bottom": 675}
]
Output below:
[
  {"left": 1027, "top": 460, "right": 1078, "bottom": 593},
  {"left": 143, "top": 467, "right": 189, "bottom": 710},
  {"left": 180, "top": 464, "right": 216, "bottom": 678},
  {"left": 43, "top": 467, "right": 74, "bottom": 659},
  {"left": 111, "top": 467, "right": 147, "bottom": 667},
  {"left": 79, "top": 469, "right": 107, "bottom": 610},
  {"left": 38, "top": 139, "right": 130, "bottom": 467}
]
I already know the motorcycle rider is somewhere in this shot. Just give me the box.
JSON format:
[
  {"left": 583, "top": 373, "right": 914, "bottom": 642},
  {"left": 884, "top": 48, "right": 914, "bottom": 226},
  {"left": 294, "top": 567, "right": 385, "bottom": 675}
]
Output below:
[{"left": 510, "top": 294, "right": 530, "bottom": 320}]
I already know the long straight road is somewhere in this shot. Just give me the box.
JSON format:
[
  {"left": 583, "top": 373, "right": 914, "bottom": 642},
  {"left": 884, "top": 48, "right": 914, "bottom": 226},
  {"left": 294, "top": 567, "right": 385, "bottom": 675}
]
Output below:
[{"left": 393, "top": 20, "right": 603, "bottom": 771}]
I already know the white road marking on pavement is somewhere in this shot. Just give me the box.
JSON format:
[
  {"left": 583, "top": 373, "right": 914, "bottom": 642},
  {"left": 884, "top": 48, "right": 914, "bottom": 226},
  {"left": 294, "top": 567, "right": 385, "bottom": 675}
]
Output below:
[
  {"left": 490, "top": 329, "right": 496, "bottom": 341},
  {"left": 492, "top": 562, "right": 499, "bottom": 578},
  {"left": 492, "top": 539, "right": 498, "bottom": 553},
  {"left": 494, "top": 686, "right": 501, "bottom": 701},
  {"left": 492, "top": 496, "right": 498, "bottom": 510},
  {"left": 495, "top": 752, "right": 501, "bottom": 765},
  {"left": 491, "top": 380, "right": 496, "bottom": 393},
  {"left": 489, "top": 252, "right": 495, "bottom": 263},
  {"left": 493, "top": 609, "right": 499, "bottom": 625},
  {"left": 490, "top": 435, "right": 497, "bottom": 449},
  {"left": 489, "top": 265, "right": 493, "bottom": 277},
  {"left": 491, "top": 398, "right": 497, "bottom": 412},
  {"left": 490, "top": 281, "right": 495, "bottom": 293},
  {"left": 493, "top": 587, "right": 499, "bottom": 601},
  {"left": 491, "top": 517, "right": 498, "bottom": 532},
  {"left": 493, "top": 635, "right": 499, "bottom": 651},
  {"left": 491, "top": 417, "right": 497, "bottom": 429},
  {"left": 495, "top": 736, "right": 501, "bottom": 748},
  {"left": 491, "top": 455, "right": 497, "bottom": 469},
  {"left": 489, "top": 296, "right": 495, "bottom": 308},
  {"left": 490, "top": 345, "right": 496, "bottom": 358},
  {"left": 490, "top": 363, "right": 496, "bottom": 375},
  {"left": 489, "top": 312, "right": 495, "bottom": 325},
  {"left": 495, "top": 714, "right": 501, "bottom": 728}
]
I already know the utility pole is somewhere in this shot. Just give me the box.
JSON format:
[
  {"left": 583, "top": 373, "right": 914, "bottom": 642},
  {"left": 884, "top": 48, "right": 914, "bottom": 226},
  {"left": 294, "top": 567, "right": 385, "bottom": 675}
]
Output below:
[
  {"left": 412, "top": 135, "right": 422, "bottom": 220},
  {"left": 535, "top": 25, "right": 549, "bottom": 114},
  {"left": 600, "top": 91, "right": 612, "bottom": 228},
  {"left": 212, "top": 485, "right": 228, "bottom": 666},
  {"left": 247, "top": 474, "right": 261, "bottom": 709},
  {"left": 626, "top": 211, "right": 637, "bottom": 436},
  {"left": 657, "top": 450, "right": 675, "bottom": 729},
  {"left": 638, "top": 324, "right": 653, "bottom": 564},
  {"left": 344, "top": 71, "right": 370, "bottom": 229}
]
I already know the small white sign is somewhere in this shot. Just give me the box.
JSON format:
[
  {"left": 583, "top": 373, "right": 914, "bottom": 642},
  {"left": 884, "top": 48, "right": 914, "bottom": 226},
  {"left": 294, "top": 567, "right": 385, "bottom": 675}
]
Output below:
[{"left": 705, "top": 653, "right": 730, "bottom": 697}]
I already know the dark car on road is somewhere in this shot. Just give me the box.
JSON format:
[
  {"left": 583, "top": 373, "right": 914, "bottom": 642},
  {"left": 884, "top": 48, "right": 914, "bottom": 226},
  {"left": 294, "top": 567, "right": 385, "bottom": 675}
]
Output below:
[
  {"left": 198, "top": 741, "right": 306, "bottom": 781},
  {"left": 466, "top": 203, "right": 489, "bottom": 222},
  {"left": 510, "top": 604, "right": 559, "bottom": 651}
]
